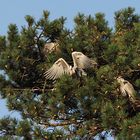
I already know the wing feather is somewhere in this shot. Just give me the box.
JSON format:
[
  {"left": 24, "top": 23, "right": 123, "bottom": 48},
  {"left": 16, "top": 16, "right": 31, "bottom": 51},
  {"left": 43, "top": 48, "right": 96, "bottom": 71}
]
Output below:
[
  {"left": 72, "top": 51, "right": 97, "bottom": 69},
  {"left": 117, "top": 77, "right": 136, "bottom": 101},
  {"left": 44, "top": 58, "right": 71, "bottom": 80},
  {"left": 123, "top": 81, "right": 136, "bottom": 99}
]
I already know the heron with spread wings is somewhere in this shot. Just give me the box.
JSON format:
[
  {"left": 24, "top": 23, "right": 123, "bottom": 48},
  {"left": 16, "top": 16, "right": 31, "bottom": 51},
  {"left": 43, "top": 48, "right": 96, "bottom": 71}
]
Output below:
[
  {"left": 117, "top": 76, "right": 136, "bottom": 102},
  {"left": 44, "top": 51, "right": 98, "bottom": 80}
]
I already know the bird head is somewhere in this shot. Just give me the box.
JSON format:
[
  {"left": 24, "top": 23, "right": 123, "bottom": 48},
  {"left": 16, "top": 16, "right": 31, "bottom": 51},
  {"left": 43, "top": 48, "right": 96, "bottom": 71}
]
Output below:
[{"left": 116, "top": 76, "right": 125, "bottom": 84}]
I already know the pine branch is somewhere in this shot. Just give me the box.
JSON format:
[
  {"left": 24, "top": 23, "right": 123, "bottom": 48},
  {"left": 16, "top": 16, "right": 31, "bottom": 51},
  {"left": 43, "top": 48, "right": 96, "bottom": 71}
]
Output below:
[
  {"left": 88, "top": 125, "right": 103, "bottom": 137},
  {"left": 34, "top": 29, "right": 44, "bottom": 61},
  {"left": 39, "top": 119, "right": 84, "bottom": 127},
  {"left": 3, "top": 87, "right": 54, "bottom": 92}
]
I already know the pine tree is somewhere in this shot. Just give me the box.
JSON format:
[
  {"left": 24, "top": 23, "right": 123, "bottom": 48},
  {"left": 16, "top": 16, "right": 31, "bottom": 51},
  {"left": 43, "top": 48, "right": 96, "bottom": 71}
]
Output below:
[{"left": 0, "top": 7, "right": 140, "bottom": 140}]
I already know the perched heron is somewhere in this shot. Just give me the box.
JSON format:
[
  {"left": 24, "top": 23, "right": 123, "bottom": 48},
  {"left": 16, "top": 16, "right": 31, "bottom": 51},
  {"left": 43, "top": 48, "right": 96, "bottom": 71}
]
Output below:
[
  {"left": 43, "top": 42, "right": 60, "bottom": 56},
  {"left": 44, "top": 51, "right": 97, "bottom": 80},
  {"left": 117, "top": 76, "right": 136, "bottom": 102}
]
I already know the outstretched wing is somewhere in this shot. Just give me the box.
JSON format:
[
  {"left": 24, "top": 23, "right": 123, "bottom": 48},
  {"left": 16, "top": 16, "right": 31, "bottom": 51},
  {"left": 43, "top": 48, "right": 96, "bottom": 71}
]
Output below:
[
  {"left": 44, "top": 58, "right": 71, "bottom": 80},
  {"left": 72, "top": 51, "right": 97, "bottom": 69}
]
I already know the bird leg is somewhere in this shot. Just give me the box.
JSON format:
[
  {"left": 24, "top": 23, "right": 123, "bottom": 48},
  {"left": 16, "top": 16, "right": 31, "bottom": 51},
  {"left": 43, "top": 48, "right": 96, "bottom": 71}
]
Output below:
[{"left": 75, "top": 68, "right": 87, "bottom": 78}]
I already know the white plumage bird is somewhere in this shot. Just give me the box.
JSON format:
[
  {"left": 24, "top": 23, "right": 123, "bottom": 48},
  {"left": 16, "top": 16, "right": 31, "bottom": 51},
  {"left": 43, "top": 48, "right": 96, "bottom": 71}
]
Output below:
[
  {"left": 43, "top": 42, "right": 60, "bottom": 55},
  {"left": 44, "top": 51, "right": 97, "bottom": 80},
  {"left": 117, "top": 76, "right": 136, "bottom": 102}
]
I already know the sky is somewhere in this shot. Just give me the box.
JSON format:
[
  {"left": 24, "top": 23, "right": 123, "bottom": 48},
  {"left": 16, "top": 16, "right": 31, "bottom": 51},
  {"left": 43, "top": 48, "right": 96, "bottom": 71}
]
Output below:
[
  {"left": 0, "top": 0, "right": 140, "bottom": 35},
  {"left": 0, "top": 0, "right": 140, "bottom": 121}
]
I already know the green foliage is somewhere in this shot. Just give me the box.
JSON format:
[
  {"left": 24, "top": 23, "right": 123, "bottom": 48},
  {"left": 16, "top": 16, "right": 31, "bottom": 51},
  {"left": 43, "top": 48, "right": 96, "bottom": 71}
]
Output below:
[
  {"left": 25, "top": 15, "right": 35, "bottom": 27},
  {"left": 115, "top": 7, "right": 140, "bottom": 31},
  {"left": 0, "top": 7, "right": 140, "bottom": 139},
  {"left": 117, "top": 113, "right": 140, "bottom": 140},
  {"left": 0, "top": 36, "right": 6, "bottom": 52}
]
